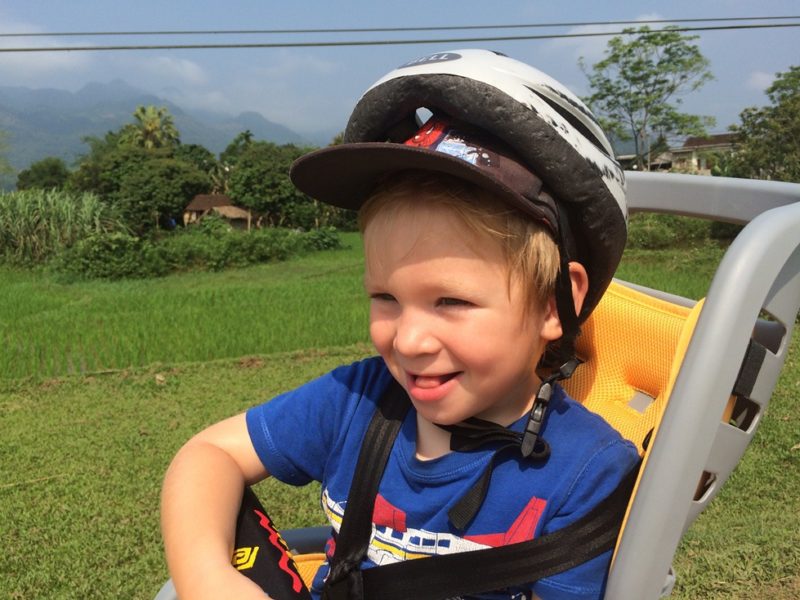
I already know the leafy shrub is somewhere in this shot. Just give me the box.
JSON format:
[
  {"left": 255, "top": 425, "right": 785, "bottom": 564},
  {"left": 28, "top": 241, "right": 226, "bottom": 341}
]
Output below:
[
  {"left": 709, "top": 221, "right": 744, "bottom": 240},
  {"left": 56, "top": 232, "right": 167, "bottom": 280},
  {"left": 627, "top": 214, "right": 714, "bottom": 249},
  {"left": 54, "top": 224, "right": 343, "bottom": 280},
  {"left": 301, "top": 227, "right": 343, "bottom": 251},
  {"left": 627, "top": 214, "right": 678, "bottom": 249}
]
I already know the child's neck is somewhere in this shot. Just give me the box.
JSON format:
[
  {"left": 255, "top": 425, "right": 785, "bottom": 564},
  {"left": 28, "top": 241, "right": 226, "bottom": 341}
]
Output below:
[
  {"left": 414, "top": 388, "right": 542, "bottom": 461},
  {"left": 415, "top": 414, "right": 453, "bottom": 460}
]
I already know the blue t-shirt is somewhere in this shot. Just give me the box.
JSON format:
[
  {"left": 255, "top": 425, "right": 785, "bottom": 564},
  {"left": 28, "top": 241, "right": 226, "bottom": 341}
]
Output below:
[{"left": 246, "top": 357, "right": 639, "bottom": 600}]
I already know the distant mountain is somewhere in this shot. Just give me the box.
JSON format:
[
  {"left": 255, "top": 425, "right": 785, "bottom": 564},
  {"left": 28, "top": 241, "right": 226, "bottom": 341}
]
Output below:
[{"left": 0, "top": 80, "right": 312, "bottom": 173}]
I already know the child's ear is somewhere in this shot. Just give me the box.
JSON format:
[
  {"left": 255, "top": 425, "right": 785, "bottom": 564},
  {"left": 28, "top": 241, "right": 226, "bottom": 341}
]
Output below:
[
  {"left": 540, "top": 262, "right": 590, "bottom": 341},
  {"left": 567, "top": 261, "right": 590, "bottom": 316}
]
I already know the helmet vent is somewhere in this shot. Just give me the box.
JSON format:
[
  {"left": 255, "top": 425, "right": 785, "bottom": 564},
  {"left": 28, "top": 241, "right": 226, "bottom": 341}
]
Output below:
[
  {"left": 525, "top": 86, "right": 611, "bottom": 158},
  {"left": 415, "top": 107, "right": 433, "bottom": 127}
]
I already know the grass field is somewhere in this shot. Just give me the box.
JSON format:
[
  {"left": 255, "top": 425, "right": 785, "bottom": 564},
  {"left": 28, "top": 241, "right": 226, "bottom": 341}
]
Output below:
[
  {"left": 0, "top": 234, "right": 369, "bottom": 380},
  {"left": 0, "top": 235, "right": 797, "bottom": 598}
]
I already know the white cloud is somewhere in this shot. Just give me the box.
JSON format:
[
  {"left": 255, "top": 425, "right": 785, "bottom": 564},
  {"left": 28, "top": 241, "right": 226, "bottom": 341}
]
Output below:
[
  {"left": 137, "top": 56, "right": 209, "bottom": 86},
  {"left": 161, "top": 87, "right": 231, "bottom": 114},
  {"left": 545, "top": 13, "right": 671, "bottom": 66},
  {"left": 252, "top": 50, "right": 340, "bottom": 79},
  {"left": 0, "top": 13, "right": 93, "bottom": 86},
  {"left": 746, "top": 70, "right": 774, "bottom": 92},
  {"left": 153, "top": 49, "right": 345, "bottom": 125}
]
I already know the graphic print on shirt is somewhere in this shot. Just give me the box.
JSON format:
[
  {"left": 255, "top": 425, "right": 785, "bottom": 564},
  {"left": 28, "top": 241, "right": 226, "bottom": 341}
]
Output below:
[{"left": 321, "top": 487, "right": 547, "bottom": 566}]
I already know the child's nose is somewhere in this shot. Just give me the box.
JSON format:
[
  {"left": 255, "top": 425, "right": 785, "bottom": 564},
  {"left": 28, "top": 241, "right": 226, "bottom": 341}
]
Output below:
[{"left": 393, "top": 310, "right": 440, "bottom": 356}]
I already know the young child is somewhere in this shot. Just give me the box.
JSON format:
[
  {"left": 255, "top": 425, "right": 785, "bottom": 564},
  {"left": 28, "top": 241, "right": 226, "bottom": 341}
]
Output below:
[{"left": 161, "top": 50, "right": 639, "bottom": 600}]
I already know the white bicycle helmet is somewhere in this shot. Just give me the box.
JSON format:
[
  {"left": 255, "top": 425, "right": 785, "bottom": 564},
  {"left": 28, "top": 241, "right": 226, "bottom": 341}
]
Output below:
[{"left": 291, "top": 49, "right": 627, "bottom": 348}]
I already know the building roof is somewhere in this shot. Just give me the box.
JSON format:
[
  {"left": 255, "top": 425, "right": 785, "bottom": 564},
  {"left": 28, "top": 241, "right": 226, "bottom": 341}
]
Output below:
[
  {"left": 679, "top": 133, "right": 738, "bottom": 150},
  {"left": 185, "top": 194, "right": 233, "bottom": 211},
  {"left": 211, "top": 205, "right": 251, "bottom": 220}
]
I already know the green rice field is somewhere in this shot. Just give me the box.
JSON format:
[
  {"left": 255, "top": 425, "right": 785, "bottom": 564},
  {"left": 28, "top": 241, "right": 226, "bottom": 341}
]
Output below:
[{"left": 0, "top": 234, "right": 369, "bottom": 381}]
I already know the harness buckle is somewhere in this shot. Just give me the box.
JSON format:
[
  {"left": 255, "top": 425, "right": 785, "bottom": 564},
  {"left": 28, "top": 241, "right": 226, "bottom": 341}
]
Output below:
[{"left": 322, "top": 566, "right": 364, "bottom": 600}]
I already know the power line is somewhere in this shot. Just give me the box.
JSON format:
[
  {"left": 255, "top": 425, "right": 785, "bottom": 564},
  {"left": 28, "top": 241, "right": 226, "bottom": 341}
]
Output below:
[
  {"left": 1, "top": 22, "right": 799, "bottom": 53},
  {"left": 1, "top": 15, "right": 798, "bottom": 38}
]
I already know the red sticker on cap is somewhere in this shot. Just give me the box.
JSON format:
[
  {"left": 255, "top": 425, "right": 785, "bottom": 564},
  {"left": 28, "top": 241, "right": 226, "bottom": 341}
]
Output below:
[{"left": 404, "top": 119, "right": 448, "bottom": 149}]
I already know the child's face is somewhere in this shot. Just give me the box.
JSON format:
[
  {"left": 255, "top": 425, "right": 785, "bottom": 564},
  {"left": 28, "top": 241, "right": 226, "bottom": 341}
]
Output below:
[{"left": 363, "top": 202, "right": 562, "bottom": 427}]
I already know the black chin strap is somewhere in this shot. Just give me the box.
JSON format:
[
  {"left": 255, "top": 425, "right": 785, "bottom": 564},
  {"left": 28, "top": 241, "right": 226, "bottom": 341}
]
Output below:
[
  {"left": 438, "top": 358, "right": 581, "bottom": 530},
  {"left": 549, "top": 204, "right": 583, "bottom": 369}
]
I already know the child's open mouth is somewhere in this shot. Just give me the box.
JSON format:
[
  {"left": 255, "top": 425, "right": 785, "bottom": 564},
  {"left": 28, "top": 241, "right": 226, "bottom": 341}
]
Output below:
[{"left": 407, "top": 371, "right": 461, "bottom": 403}]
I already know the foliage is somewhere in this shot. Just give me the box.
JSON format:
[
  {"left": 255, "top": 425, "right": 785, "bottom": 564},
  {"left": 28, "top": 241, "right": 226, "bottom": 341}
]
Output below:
[
  {"left": 67, "top": 134, "right": 155, "bottom": 199},
  {"left": 55, "top": 231, "right": 168, "bottom": 280},
  {"left": 67, "top": 117, "right": 353, "bottom": 235},
  {"left": 227, "top": 141, "right": 312, "bottom": 227},
  {"left": 68, "top": 122, "right": 212, "bottom": 234},
  {"left": 0, "top": 129, "right": 14, "bottom": 182},
  {"left": 16, "top": 157, "right": 70, "bottom": 191},
  {"left": 54, "top": 223, "right": 343, "bottom": 281},
  {"left": 626, "top": 213, "right": 724, "bottom": 249},
  {"left": 729, "top": 65, "right": 800, "bottom": 182},
  {"left": 227, "top": 141, "right": 301, "bottom": 219},
  {"left": 111, "top": 157, "right": 211, "bottom": 234},
  {"left": 225, "top": 139, "right": 357, "bottom": 230},
  {"left": 0, "top": 189, "right": 126, "bottom": 264},
  {"left": 581, "top": 26, "right": 714, "bottom": 170},
  {"left": 303, "top": 226, "right": 344, "bottom": 250},
  {"left": 174, "top": 143, "right": 218, "bottom": 173},
  {"left": 118, "top": 105, "right": 180, "bottom": 150},
  {"left": 220, "top": 129, "right": 254, "bottom": 166}
]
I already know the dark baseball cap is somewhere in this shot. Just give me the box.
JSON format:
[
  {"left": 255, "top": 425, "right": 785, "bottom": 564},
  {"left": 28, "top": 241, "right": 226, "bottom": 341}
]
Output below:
[{"left": 290, "top": 116, "right": 559, "bottom": 234}]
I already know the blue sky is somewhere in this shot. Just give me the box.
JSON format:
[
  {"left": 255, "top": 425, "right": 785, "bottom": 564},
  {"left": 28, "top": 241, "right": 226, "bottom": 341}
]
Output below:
[{"left": 0, "top": 1, "right": 798, "bottom": 139}]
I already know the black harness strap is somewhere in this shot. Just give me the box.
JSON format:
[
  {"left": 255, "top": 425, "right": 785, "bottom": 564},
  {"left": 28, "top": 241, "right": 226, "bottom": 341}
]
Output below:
[
  {"left": 733, "top": 338, "right": 768, "bottom": 398},
  {"left": 361, "top": 463, "right": 639, "bottom": 600},
  {"left": 323, "top": 381, "right": 640, "bottom": 600},
  {"left": 322, "top": 380, "right": 411, "bottom": 600},
  {"left": 442, "top": 359, "right": 580, "bottom": 531}
]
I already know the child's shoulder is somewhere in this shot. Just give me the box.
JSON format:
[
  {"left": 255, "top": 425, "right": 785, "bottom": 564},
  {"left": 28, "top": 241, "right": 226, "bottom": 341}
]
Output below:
[
  {"left": 547, "top": 384, "right": 639, "bottom": 458},
  {"left": 326, "top": 355, "right": 393, "bottom": 393}
]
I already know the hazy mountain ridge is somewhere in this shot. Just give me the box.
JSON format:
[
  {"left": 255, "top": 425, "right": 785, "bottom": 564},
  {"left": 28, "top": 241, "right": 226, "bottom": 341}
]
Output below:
[{"left": 0, "top": 80, "right": 317, "bottom": 171}]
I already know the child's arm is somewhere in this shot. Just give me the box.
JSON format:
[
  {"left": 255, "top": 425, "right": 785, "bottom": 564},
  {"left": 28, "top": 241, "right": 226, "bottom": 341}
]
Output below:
[{"left": 161, "top": 413, "right": 272, "bottom": 600}]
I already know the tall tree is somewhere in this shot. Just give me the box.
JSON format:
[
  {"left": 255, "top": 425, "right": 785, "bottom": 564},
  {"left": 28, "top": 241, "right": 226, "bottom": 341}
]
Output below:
[
  {"left": 219, "top": 130, "right": 254, "bottom": 166},
  {"left": 581, "top": 26, "right": 714, "bottom": 170},
  {"left": 114, "top": 158, "right": 210, "bottom": 234},
  {"left": 729, "top": 66, "right": 800, "bottom": 182},
  {"left": 174, "top": 143, "right": 218, "bottom": 173},
  {"left": 119, "top": 105, "right": 180, "bottom": 150},
  {"left": 227, "top": 141, "right": 308, "bottom": 226},
  {"left": 17, "top": 157, "right": 70, "bottom": 190}
]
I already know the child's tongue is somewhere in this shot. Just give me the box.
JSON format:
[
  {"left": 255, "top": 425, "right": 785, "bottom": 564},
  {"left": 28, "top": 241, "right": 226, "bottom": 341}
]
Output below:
[{"left": 415, "top": 373, "right": 454, "bottom": 388}]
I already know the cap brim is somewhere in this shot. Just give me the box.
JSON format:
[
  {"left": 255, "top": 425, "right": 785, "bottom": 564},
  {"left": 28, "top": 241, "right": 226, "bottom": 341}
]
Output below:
[{"left": 290, "top": 143, "right": 558, "bottom": 230}]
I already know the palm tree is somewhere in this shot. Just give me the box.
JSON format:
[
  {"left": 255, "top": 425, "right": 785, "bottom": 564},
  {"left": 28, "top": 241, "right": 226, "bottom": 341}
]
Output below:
[{"left": 120, "top": 105, "right": 180, "bottom": 150}]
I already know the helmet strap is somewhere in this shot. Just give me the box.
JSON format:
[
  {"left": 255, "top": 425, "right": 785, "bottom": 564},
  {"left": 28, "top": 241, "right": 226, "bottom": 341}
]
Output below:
[{"left": 549, "top": 204, "right": 582, "bottom": 367}]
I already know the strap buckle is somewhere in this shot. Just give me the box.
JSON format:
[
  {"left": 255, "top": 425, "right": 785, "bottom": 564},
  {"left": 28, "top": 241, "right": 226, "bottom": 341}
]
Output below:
[
  {"left": 323, "top": 567, "right": 364, "bottom": 600},
  {"left": 520, "top": 358, "right": 581, "bottom": 458}
]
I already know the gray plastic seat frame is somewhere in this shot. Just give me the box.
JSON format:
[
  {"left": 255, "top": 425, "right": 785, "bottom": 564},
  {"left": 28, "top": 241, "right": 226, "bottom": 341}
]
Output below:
[
  {"left": 155, "top": 172, "right": 800, "bottom": 600},
  {"left": 606, "top": 172, "right": 800, "bottom": 599}
]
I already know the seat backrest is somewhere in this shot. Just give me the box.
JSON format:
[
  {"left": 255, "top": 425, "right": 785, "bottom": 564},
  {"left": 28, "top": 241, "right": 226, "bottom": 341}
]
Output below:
[{"left": 562, "top": 281, "right": 704, "bottom": 456}]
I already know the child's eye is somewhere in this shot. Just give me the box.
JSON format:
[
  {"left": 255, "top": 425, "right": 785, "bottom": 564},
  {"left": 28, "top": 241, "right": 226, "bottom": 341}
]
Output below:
[
  {"left": 370, "top": 293, "right": 397, "bottom": 303},
  {"left": 437, "top": 297, "right": 471, "bottom": 307}
]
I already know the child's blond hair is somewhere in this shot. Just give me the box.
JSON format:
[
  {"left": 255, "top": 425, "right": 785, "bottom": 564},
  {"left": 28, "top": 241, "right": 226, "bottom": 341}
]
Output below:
[{"left": 359, "top": 170, "right": 560, "bottom": 312}]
